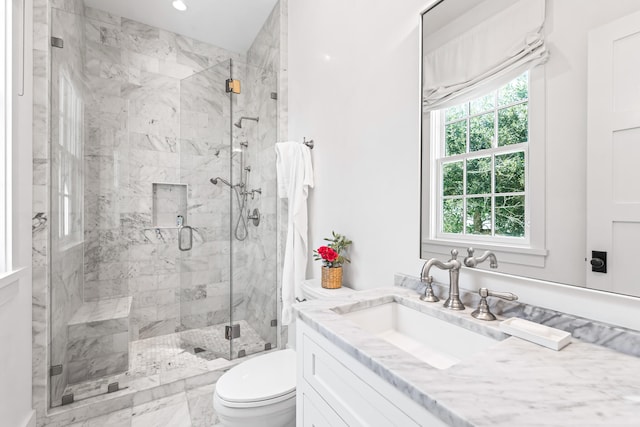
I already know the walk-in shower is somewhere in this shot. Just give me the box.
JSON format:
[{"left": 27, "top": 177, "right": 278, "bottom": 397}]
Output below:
[{"left": 47, "top": 3, "right": 280, "bottom": 409}]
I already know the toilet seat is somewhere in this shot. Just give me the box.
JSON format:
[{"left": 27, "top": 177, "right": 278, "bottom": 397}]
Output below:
[
  {"left": 215, "top": 349, "right": 296, "bottom": 408},
  {"left": 215, "top": 389, "right": 295, "bottom": 408}
]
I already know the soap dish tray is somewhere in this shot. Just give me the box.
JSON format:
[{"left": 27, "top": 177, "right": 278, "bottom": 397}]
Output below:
[{"left": 500, "top": 318, "right": 572, "bottom": 351}]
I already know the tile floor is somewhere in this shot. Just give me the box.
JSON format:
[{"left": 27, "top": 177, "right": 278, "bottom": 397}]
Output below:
[
  {"left": 66, "top": 384, "right": 221, "bottom": 427},
  {"left": 62, "top": 320, "right": 268, "bottom": 403}
]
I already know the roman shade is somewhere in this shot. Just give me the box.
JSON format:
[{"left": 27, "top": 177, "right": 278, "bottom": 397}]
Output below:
[{"left": 422, "top": 0, "right": 548, "bottom": 110}]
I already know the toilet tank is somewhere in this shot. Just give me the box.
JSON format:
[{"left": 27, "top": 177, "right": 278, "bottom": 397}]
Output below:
[
  {"left": 300, "top": 279, "right": 356, "bottom": 301},
  {"left": 287, "top": 280, "right": 357, "bottom": 350}
]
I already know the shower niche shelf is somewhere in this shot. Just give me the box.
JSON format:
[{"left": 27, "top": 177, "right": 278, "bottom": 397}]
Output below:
[{"left": 152, "top": 183, "right": 188, "bottom": 228}]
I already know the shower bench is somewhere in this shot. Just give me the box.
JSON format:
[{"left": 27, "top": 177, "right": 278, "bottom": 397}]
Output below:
[{"left": 66, "top": 296, "right": 133, "bottom": 384}]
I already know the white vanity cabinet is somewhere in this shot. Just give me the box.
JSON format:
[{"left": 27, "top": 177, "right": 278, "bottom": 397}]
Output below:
[{"left": 296, "top": 321, "right": 449, "bottom": 427}]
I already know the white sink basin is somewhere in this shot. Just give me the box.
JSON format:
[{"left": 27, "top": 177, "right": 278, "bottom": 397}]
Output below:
[{"left": 341, "top": 302, "right": 499, "bottom": 369}]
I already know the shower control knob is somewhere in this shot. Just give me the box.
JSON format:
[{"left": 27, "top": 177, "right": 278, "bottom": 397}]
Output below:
[{"left": 247, "top": 208, "right": 260, "bottom": 226}]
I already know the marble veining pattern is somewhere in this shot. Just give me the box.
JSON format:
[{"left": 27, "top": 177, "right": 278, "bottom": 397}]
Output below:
[
  {"left": 48, "top": 3, "right": 88, "bottom": 404},
  {"left": 396, "top": 273, "right": 640, "bottom": 358},
  {"left": 227, "top": 0, "right": 281, "bottom": 351},
  {"left": 65, "top": 386, "right": 223, "bottom": 427},
  {"left": 66, "top": 297, "right": 133, "bottom": 384},
  {"left": 295, "top": 284, "right": 640, "bottom": 426},
  {"left": 80, "top": 7, "right": 244, "bottom": 342},
  {"left": 34, "top": 0, "right": 288, "bottom": 423},
  {"left": 61, "top": 319, "right": 266, "bottom": 404}
]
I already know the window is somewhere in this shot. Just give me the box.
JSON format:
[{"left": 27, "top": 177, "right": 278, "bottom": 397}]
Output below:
[
  {"left": 55, "top": 71, "right": 84, "bottom": 247},
  {"left": 434, "top": 72, "right": 530, "bottom": 244}
]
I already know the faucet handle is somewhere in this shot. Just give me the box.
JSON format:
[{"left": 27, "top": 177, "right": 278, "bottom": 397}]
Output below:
[
  {"left": 464, "top": 247, "right": 477, "bottom": 267},
  {"left": 420, "top": 278, "right": 440, "bottom": 303},
  {"left": 450, "top": 248, "right": 458, "bottom": 260},
  {"left": 419, "top": 273, "right": 440, "bottom": 303},
  {"left": 471, "top": 287, "right": 518, "bottom": 321}
]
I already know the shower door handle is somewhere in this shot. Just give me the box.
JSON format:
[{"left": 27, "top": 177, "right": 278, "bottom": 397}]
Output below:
[{"left": 178, "top": 225, "right": 193, "bottom": 251}]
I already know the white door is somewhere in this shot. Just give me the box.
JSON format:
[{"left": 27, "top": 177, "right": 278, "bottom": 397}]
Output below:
[{"left": 587, "top": 10, "right": 640, "bottom": 294}]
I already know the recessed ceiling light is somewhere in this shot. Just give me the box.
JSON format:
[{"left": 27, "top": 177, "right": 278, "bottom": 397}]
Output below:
[{"left": 172, "top": 0, "right": 187, "bottom": 11}]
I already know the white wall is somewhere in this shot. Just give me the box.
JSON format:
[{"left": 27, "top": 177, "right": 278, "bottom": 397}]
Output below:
[
  {"left": 0, "top": 0, "right": 35, "bottom": 426},
  {"left": 289, "top": 0, "right": 432, "bottom": 288},
  {"left": 288, "top": 0, "right": 640, "bottom": 330}
]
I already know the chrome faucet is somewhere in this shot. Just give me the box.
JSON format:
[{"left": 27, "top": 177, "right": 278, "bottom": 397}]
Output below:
[
  {"left": 464, "top": 247, "right": 498, "bottom": 269},
  {"left": 420, "top": 249, "right": 465, "bottom": 310}
]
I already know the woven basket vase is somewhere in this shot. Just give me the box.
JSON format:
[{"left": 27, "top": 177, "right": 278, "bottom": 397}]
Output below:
[{"left": 321, "top": 266, "right": 343, "bottom": 289}]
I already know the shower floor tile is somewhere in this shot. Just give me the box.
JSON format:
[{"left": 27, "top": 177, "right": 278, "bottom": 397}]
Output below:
[{"left": 62, "top": 320, "right": 269, "bottom": 403}]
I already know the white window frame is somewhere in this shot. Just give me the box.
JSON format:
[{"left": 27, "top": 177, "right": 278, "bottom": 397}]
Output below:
[
  {"left": 434, "top": 73, "right": 530, "bottom": 245},
  {"left": 422, "top": 66, "right": 547, "bottom": 267}
]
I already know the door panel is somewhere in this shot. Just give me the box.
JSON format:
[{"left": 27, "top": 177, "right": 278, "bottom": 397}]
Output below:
[
  {"left": 611, "top": 223, "right": 640, "bottom": 296},
  {"left": 612, "top": 128, "right": 640, "bottom": 203},
  {"left": 179, "top": 60, "right": 232, "bottom": 359},
  {"left": 587, "top": 10, "right": 640, "bottom": 294}
]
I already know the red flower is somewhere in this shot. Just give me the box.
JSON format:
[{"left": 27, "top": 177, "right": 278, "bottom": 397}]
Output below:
[{"left": 317, "top": 246, "right": 338, "bottom": 262}]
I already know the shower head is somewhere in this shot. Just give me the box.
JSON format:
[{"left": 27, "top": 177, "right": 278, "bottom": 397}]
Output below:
[
  {"left": 210, "top": 177, "right": 232, "bottom": 187},
  {"left": 233, "top": 116, "right": 259, "bottom": 129}
]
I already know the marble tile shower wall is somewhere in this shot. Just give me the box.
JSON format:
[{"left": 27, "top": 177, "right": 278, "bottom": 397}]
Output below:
[
  {"left": 239, "top": 3, "right": 281, "bottom": 345},
  {"left": 49, "top": 4, "right": 87, "bottom": 404},
  {"left": 79, "top": 8, "right": 243, "bottom": 341},
  {"left": 178, "top": 65, "right": 245, "bottom": 332},
  {"left": 33, "top": 0, "right": 88, "bottom": 419}
]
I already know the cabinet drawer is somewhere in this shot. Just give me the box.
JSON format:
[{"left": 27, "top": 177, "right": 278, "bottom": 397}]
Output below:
[
  {"left": 302, "top": 386, "right": 348, "bottom": 427},
  {"left": 302, "top": 332, "right": 420, "bottom": 427}
]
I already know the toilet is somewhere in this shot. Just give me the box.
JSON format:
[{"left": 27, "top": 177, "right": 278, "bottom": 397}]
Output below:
[
  {"left": 213, "top": 280, "right": 355, "bottom": 427},
  {"left": 213, "top": 349, "right": 297, "bottom": 427}
]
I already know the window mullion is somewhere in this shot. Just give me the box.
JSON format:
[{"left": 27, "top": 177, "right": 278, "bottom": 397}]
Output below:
[
  {"left": 464, "top": 102, "right": 470, "bottom": 235},
  {"left": 466, "top": 104, "right": 470, "bottom": 154},
  {"left": 462, "top": 158, "right": 467, "bottom": 234},
  {"left": 491, "top": 153, "right": 496, "bottom": 237},
  {"left": 438, "top": 158, "right": 443, "bottom": 234},
  {"left": 492, "top": 92, "right": 498, "bottom": 237},
  {"left": 493, "top": 91, "right": 498, "bottom": 148},
  {"left": 524, "top": 146, "right": 530, "bottom": 239}
]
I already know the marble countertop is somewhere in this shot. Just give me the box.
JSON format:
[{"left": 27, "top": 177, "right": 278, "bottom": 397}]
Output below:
[{"left": 294, "top": 286, "right": 640, "bottom": 426}]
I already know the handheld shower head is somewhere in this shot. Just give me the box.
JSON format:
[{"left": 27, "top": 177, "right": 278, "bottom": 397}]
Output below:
[{"left": 233, "top": 116, "right": 259, "bottom": 129}]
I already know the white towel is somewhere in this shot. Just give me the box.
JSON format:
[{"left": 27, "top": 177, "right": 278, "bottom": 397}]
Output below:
[{"left": 275, "top": 142, "right": 314, "bottom": 325}]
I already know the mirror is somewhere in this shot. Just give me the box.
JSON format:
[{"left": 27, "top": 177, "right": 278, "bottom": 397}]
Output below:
[{"left": 420, "top": 0, "right": 640, "bottom": 297}]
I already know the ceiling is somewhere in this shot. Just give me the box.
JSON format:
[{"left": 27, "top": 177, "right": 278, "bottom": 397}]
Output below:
[{"left": 84, "top": 0, "right": 279, "bottom": 53}]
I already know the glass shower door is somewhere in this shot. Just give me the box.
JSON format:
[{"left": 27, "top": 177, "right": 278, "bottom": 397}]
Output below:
[
  {"left": 49, "top": 7, "right": 91, "bottom": 407},
  {"left": 178, "top": 59, "right": 233, "bottom": 360},
  {"left": 229, "top": 62, "right": 279, "bottom": 359},
  {"left": 178, "top": 59, "right": 279, "bottom": 362}
]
